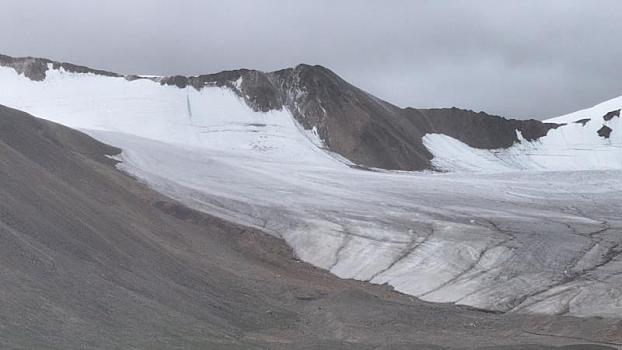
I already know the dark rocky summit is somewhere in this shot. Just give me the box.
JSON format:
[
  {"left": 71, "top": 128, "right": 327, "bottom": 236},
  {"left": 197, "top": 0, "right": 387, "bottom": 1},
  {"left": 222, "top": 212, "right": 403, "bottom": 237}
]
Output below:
[{"left": 0, "top": 103, "right": 618, "bottom": 349}]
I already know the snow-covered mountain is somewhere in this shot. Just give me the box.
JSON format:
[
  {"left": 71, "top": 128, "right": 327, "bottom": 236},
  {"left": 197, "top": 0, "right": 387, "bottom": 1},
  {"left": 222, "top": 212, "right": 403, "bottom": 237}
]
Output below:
[
  {"left": 2, "top": 53, "right": 619, "bottom": 173},
  {"left": 425, "top": 101, "right": 621, "bottom": 172},
  {"left": 0, "top": 55, "right": 331, "bottom": 166},
  {"left": 0, "top": 54, "right": 573, "bottom": 170},
  {"left": 1, "top": 54, "right": 621, "bottom": 319}
]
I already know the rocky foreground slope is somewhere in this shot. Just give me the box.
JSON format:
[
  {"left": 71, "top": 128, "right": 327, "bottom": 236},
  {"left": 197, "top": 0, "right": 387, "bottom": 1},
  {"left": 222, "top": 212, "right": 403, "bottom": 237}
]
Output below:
[{"left": 1, "top": 105, "right": 619, "bottom": 349}]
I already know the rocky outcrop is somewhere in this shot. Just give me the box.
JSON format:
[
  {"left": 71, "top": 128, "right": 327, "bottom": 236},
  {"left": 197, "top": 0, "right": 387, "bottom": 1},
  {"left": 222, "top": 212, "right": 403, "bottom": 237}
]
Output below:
[
  {"left": 268, "top": 65, "right": 560, "bottom": 170},
  {"left": 575, "top": 118, "right": 591, "bottom": 126},
  {"left": 603, "top": 109, "right": 620, "bottom": 121},
  {"left": 272, "top": 65, "right": 431, "bottom": 170},
  {"left": 0, "top": 54, "right": 120, "bottom": 81},
  {"left": 598, "top": 125, "right": 613, "bottom": 138}
]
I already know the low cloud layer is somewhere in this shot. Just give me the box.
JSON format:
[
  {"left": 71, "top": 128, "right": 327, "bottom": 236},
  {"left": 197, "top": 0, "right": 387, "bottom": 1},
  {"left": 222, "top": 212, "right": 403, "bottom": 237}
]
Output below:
[{"left": 2, "top": 0, "right": 621, "bottom": 119}]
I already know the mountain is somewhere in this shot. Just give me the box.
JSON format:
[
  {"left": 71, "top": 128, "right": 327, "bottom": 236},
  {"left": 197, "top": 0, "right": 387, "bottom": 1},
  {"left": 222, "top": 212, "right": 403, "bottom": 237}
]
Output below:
[
  {"left": 1, "top": 102, "right": 618, "bottom": 349},
  {"left": 3, "top": 53, "right": 619, "bottom": 172},
  {"left": 0, "top": 53, "right": 570, "bottom": 171},
  {"left": 0, "top": 54, "right": 621, "bottom": 346},
  {"left": 425, "top": 98, "right": 621, "bottom": 172}
]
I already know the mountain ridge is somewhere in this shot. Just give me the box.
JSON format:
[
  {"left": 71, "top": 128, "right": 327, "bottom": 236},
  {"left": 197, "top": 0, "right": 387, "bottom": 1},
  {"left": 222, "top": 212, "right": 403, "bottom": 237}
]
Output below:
[{"left": 0, "top": 53, "right": 560, "bottom": 170}]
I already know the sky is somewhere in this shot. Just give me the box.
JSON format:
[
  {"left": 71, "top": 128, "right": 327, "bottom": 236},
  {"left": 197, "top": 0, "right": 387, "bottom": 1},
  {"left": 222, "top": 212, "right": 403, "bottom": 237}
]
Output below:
[{"left": 1, "top": 0, "right": 621, "bottom": 119}]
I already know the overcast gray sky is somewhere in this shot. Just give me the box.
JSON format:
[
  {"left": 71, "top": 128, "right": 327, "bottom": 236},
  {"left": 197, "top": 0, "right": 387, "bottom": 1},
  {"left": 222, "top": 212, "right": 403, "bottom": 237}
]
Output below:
[{"left": 1, "top": 0, "right": 621, "bottom": 119}]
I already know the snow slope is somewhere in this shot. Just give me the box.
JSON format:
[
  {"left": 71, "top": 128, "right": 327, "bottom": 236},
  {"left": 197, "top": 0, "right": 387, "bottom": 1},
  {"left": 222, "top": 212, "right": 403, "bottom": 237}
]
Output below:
[
  {"left": 1, "top": 63, "right": 621, "bottom": 318},
  {"left": 424, "top": 99, "right": 622, "bottom": 172},
  {"left": 0, "top": 65, "right": 336, "bottom": 166}
]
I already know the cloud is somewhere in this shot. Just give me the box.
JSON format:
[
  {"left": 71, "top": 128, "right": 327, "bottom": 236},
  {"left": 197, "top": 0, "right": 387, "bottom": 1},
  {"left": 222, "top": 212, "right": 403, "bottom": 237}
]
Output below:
[{"left": 1, "top": 0, "right": 621, "bottom": 118}]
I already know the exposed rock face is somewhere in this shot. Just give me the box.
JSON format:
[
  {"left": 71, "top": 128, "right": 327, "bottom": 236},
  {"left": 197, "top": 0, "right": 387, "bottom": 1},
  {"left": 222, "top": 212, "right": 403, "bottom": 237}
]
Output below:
[
  {"left": 575, "top": 118, "right": 591, "bottom": 126},
  {"left": 598, "top": 125, "right": 613, "bottom": 138},
  {"left": 273, "top": 65, "right": 433, "bottom": 170},
  {"left": 0, "top": 54, "right": 120, "bottom": 81},
  {"left": 0, "top": 54, "right": 560, "bottom": 171},
  {"left": 603, "top": 109, "right": 620, "bottom": 121}
]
